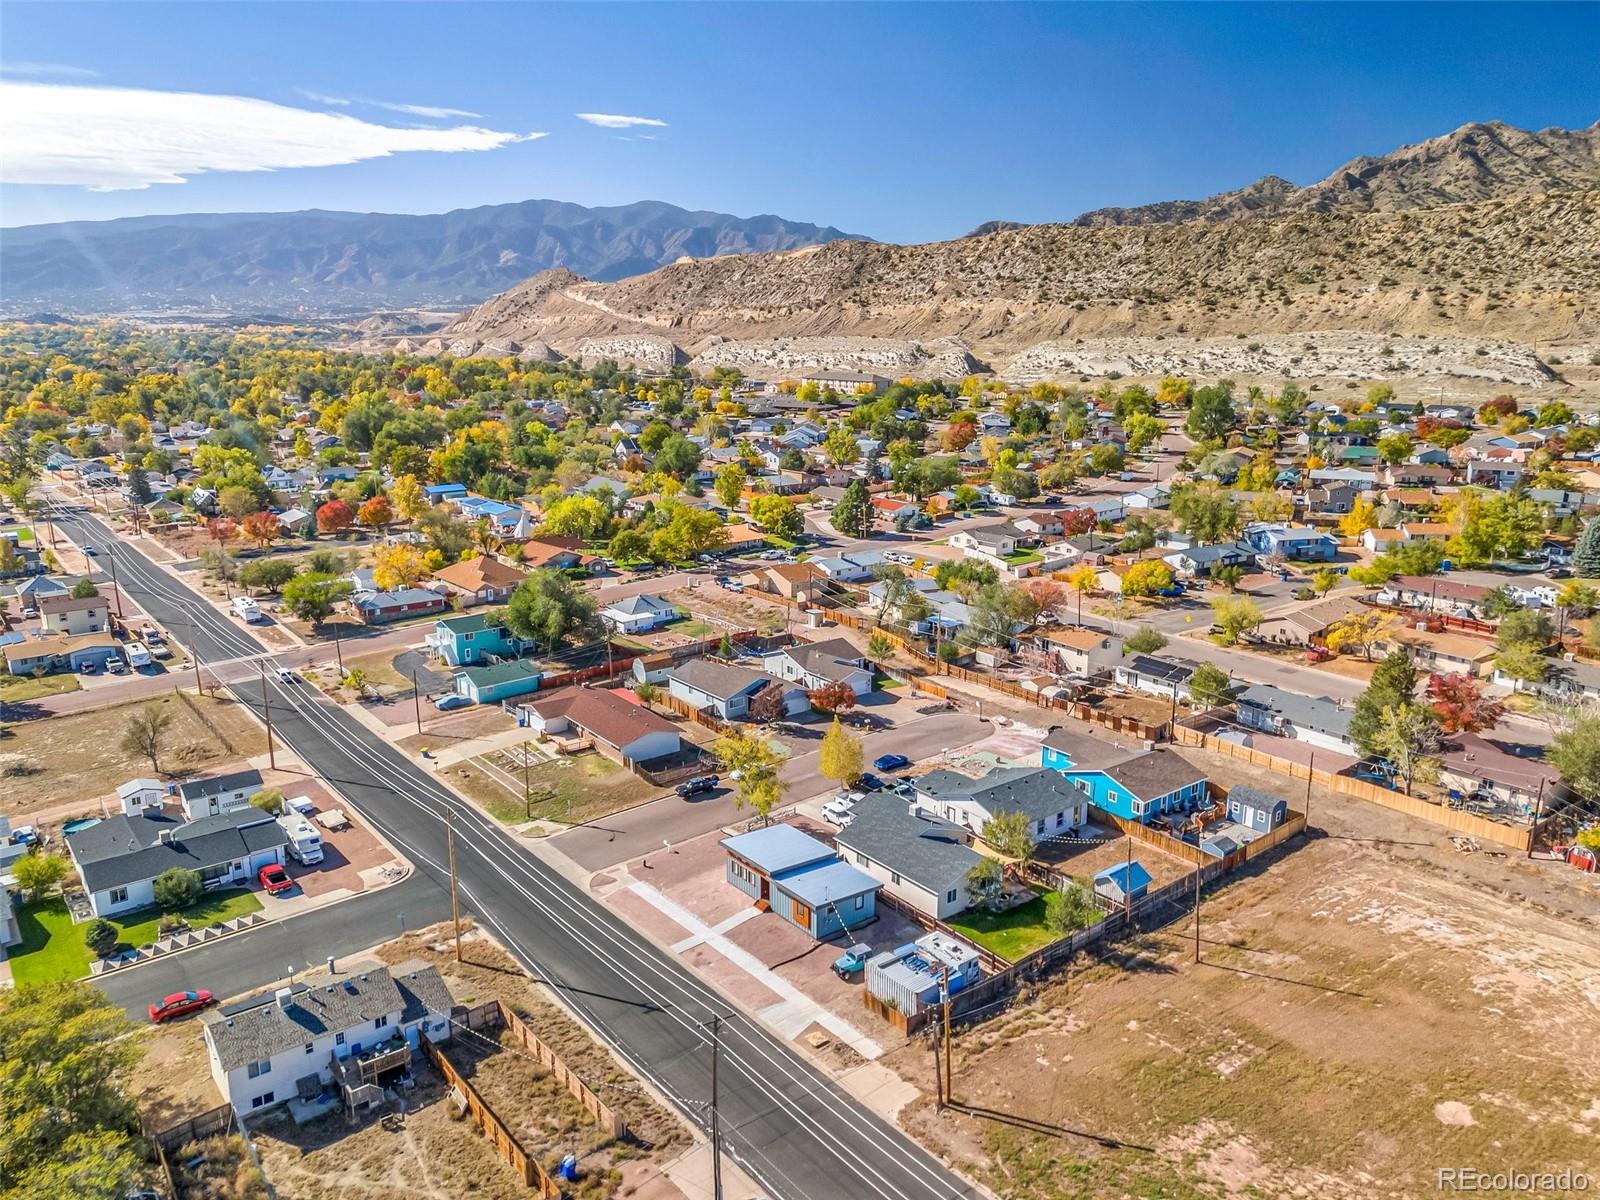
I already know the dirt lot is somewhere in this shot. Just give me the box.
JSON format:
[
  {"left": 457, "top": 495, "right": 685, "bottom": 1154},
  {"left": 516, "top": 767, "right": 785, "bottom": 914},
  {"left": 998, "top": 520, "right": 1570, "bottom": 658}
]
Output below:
[
  {"left": 888, "top": 747, "right": 1600, "bottom": 1200},
  {"left": 0, "top": 691, "right": 266, "bottom": 817},
  {"left": 462, "top": 749, "right": 658, "bottom": 825}
]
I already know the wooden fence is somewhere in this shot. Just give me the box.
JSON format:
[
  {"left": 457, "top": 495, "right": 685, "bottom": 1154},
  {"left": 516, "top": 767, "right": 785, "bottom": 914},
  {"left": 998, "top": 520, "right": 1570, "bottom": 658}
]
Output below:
[
  {"left": 474, "top": 1000, "right": 629, "bottom": 1138},
  {"left": 146, "top": 1103, "right": 236, "bottom": 1154},
  {"left": 1171, "top": 725, "right": 1534, "bottom": 850},
  {"left": 420, "top": 1033, "right": 560, "bottom": 1197}
]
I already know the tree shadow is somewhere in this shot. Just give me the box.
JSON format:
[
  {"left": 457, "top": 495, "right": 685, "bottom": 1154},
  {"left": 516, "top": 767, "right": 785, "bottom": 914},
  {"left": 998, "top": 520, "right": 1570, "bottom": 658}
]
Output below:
[{"left": 945, "top": 1101, "right": 1154, "bottom": 1153}]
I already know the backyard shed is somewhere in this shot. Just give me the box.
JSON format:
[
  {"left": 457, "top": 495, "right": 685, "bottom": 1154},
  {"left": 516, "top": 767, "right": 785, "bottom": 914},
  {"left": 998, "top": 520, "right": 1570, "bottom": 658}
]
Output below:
[{"left": 1092, "top": 860, "right": 1153, "bottom": 906}]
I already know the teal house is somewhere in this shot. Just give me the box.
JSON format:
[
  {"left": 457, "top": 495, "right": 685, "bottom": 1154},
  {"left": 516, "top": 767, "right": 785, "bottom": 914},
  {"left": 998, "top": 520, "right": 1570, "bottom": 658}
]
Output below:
[
  {"left": 426, "top": 612, "right": 535, "bottom": 667},
  {"left": 453, "top": 660, "right": 543, "bottom": 705}
]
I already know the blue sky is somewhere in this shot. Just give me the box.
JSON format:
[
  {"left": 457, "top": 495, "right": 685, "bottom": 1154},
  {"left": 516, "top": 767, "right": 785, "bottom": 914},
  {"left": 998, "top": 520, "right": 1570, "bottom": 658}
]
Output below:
[{"left": 3, "top": 2, "right": 1596, "bottom": 241}]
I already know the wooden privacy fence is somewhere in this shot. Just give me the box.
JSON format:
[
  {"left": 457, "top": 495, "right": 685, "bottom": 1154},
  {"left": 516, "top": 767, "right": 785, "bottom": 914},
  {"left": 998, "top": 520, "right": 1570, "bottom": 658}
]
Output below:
[
  {"left": 454, "top": 1000, "right": 628, "bottom": 1138},
  {"left": 1171, "top": 724, "right": 1534, "bottom": 850},
  {"left": 146, "top": 1103, "right": 236, "bottom": 1153},
  {"left": 420, "top": 1034, "right": 560, "bottom": 1197}
]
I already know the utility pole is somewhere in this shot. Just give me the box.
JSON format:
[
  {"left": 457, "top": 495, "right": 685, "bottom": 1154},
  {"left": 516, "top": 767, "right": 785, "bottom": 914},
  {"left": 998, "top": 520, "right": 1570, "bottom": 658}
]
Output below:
[
  {"left": 942, "top": 965, "right": 954, "bottom": 1107},
  {"left": 446, "top": 807, "right": 462, "bottom": 962},
  {"left": 709, "top": 1014, "right": 724, "bottom": 1200},
  {"left": 522, "top": 742, "right": 531, "bottom": 820},
  {"left": 412, "top": 669, "right": 423, "bottom": 735},
  {"left": 104, "top": 546, "right": 125, "bottom": 619},
  {"left": 188, "top": 619, "right": 203, "bottom": 694},
  {"left": 1305, "top": 751, "right": 1315, "bottom": 824},
  {"left": 1193, "top": 866, "right": 1201, "bottom": 963},
  {"left": 259, "top": 661, "right": 277, "bottom": 770},
  {"left": 331, "top": 618, "right": 344, "bottom": 673},
  {"left": 1528, "top": 778, "right": 1546, "bottom": 859}
]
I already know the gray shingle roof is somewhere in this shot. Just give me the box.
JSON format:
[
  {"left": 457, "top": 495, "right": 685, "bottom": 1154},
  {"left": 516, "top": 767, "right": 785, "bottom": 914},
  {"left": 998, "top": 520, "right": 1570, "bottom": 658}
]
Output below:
[
  {"left": 1040, "top": 726, "right": 1143, "bottom": 772},
  {"left": 667, "top": 657, "right": 783, "bottom": 701},
  {"left": 66, "top": 807, "right": 288, "bottom": 892},
  {"left": 1100, "top": 749, "right": 1207, "bottom": 800},
  {"left": 202, "top": 960, "right": 453, "bottom": 1070},
  {"left": 176, "top": 768, "right": 264, "bottom": 802},
  {"left": 1235, "top": 684, "right": 1353, "bottom": 739},
  {"left": 834, "top": 797, "right": 981, "bottom": 894},
  {"left": 785, "top": 638, "right": 867, "bottom": 683},
  {"left": 915, "top": 765, "right": 1090, "bottom": 823}
]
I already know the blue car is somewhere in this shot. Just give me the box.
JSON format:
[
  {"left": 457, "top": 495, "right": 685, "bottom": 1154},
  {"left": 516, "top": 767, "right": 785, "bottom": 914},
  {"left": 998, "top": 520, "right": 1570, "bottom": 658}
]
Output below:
[{"left": 873, "top": 753, "right": 911, "bottom": 772}]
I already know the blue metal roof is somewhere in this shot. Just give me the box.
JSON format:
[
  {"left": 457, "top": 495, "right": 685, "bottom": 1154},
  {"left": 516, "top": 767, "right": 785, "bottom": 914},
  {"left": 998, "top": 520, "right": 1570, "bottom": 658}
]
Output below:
[
  {"left": 721, "top": 824, "right": 835, "bottom": 876},
  {"left": 1093, "top": 861, "right": 1153, "bottom": 892},
  {"left": 777, "top": 859, "right": 879, "bottom": 907}
]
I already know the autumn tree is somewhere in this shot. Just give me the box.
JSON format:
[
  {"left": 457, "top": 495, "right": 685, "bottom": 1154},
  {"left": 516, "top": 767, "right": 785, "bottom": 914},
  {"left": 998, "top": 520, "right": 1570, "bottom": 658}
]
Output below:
[
  {"left": 357, "top": 494, "right": 394, "bottom": 534},
  {"left": 1209, "top": 595, "right": 1263, "bottom": 645},
  {"left": 1120, "top": 560, "right": 1175, "bottom": 598},
  {"left": 1425, "top": 673, "right": 1507, "bottom": 733},
  {"left": 371, "top": 543, "right": 427, "bottom": 591},
  {"left": 1324, "top": 610, "right": 1395, "bottom": 660},
  {"left": 818, "top": 716, "right": 864, "bottom": 787},
  {"left": 749, "top": 495, "right": 802, "bottom": 538},
  {"left": 12, "top": 851, "right": 69, "bottom": 902},
  {"left": 1339, "top": 495, "right": 1378, "bottom": 539},
  {"left": 389, "top": 474, "right": 427, "bottom": 522},
  {"left": 1369, "top": 704, "right": 1443, "bottom": 795},
  {"left": 980, "top": 809, "right": 1036, "bottom": 877},
  {"left": 316, "top": 499, "right": 354, "bottom": 535},
  {"left": 809, "top": 681, "right": 858, "bottom": 714},
  {"left": 711, "top": 728, "right": 786, "bottom": 823},
  {"left": 1015, "top": 578, "right": 1068, "bottom": 629},
  {"left": 748, "top": 682, "right": 789, "bottom": 723},
  {"left": 714, "top": 463, "right": 747, "bottom": 510},
  {"left": 205, "top": 515, "right": 238, "bottom": 549},
  {"left": 238, "top": 510, "right": 282, "bottom": 551}
]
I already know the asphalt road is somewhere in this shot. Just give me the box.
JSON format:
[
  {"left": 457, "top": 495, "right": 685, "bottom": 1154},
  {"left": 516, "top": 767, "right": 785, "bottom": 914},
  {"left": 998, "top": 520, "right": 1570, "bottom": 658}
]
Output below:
[{"left": 49, "top": 500, "right": 978, "bottom": 1200}]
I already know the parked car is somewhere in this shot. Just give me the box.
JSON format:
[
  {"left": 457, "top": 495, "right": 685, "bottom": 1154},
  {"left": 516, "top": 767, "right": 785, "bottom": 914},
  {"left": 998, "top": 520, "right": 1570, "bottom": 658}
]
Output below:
[
  {"left": 434, "top": 693, "right": 472, "bottom": 711},
  {"left": 21, "top": 606, "right": 37, "bottom": 618},
  {"left": 148, "top": 989, "right": 214, "bottom": 1023},
  {"left": 873, "top": 753, "right": 911, "bottom": 772},
  {"left": 106, "top": 658, "right": 128, "bottom": 675},
  {"left": 78, "top": 660, "right": 100, "bottom": 675},
  {"left": 832, "top": 942, "right": 873, "bottom": 979},
  {"left": 676, "top": 774, "right": 719, "bottom": 798},
  {"left": 723, "top": 579, "right": 745, "bottom": 593},
  {"left": 855, "top": 772, "right": 887, "bottom": 792},
  {"left": 258, "top": 863, "right": 294, "bottom": 894},
  {"left": 821, "top": 796, "right": 859, "bottom": 825}
]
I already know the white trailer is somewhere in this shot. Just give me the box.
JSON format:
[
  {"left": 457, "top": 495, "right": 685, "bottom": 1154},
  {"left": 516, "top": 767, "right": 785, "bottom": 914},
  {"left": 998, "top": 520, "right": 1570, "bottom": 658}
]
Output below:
[{"left": 276, "top": 812, "right": 325, "bottom": 865}]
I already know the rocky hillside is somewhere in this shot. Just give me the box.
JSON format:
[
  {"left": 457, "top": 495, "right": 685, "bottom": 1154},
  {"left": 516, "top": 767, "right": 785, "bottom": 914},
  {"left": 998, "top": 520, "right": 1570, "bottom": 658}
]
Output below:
[
  {"left": 0, "top": 200, "right": 862, "bottom": 312},
  {"left": 1074, "top": 120, "right": 1600, "bottom": 225}
]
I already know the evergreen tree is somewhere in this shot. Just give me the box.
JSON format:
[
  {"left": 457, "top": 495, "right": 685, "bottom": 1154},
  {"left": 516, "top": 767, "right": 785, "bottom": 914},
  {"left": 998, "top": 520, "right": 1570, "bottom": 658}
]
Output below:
[
  {"left": 1350, "top": 651, "right": 1418, "bottom": 755},
  {"left": 831, "top": 479, "right": 872, "bottom": 539},
  {"left": 1574, "top": 519, "right": 1600, "bottom": 579}
]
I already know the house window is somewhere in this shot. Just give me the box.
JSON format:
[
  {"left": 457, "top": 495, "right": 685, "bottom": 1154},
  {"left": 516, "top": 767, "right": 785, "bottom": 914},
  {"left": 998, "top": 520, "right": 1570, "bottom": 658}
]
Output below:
[
  {"left": 853, "top": 896, "right": 865, "bottom": 911},
  {"left": 1036, "top": 820, "right": 1045, "bottom": 834},
  {"left": 946, "top": 889, "right": 957, "bottom": 903},
  {"left": 247, "top": 1058, "right": 271, "bottom": 1078},
  {"left": 250, "top": 1092, "right": 275, "bottom": 1109},
  {"left": 891, "top": 872, "right": 901, "bottom": 885},
  {"left": 304, "top": 1043, "right": 314, "bottom": 1055},
  {"left": 1132, "top": 799, "right": 1149, "bottom": 817},
  {"left": 374, "top": 1015, "right": 388, "bottom": 1029},
  {"left": 335, "top": 1032, "right": 346, "bottom": 1046},
  {"left": 855, "top": 852, "right": 867, "bottom": 866},
  {"left": 109, "top": 886, "right": 129, "bottom": 905},
  {"left": 792, "top": 900, "right": 812, "bottom": 926},
  {"left": 1055, "top": 813, "right": 1065, "bottom": 827}
]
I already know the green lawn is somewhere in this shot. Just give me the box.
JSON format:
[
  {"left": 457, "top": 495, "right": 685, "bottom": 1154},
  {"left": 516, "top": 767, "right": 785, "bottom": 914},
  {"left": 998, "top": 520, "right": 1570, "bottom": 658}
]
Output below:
[
  {"left": 8, "top": 890, "right": 263, "bottom": 985},
  {"left": 676, "top": 619, "right": 717, "bottom": 638},
  {"left": 1002, "top": 549, "right": 1044, "bottom": 566},
  {"left": 0, "top": 672, "right": 81, "bottom": 701},
  {"left": 948, "top": 891, "right": 1059, "bottom": 962}
]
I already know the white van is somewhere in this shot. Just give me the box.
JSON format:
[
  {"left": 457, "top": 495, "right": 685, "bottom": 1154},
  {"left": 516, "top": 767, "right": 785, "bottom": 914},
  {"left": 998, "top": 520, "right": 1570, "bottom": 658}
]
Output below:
[
  {"left": 275, "top": 812, "right": 324, "bottom": 865},
  {"left": 232, "top": 596, "right": 263, "bottom": 623},
  {"left": 124, "top": 642, "right": 152, "bottom": 669}
]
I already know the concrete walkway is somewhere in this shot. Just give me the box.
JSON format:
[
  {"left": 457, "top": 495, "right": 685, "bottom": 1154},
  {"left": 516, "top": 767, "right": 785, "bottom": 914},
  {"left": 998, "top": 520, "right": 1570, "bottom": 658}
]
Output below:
[{"left": 627, "top": 880, "right": 883, "bottom": 1061}]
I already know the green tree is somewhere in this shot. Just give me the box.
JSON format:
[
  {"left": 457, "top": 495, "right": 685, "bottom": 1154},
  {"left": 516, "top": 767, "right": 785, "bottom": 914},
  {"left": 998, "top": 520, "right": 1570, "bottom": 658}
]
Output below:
[
  {"left": 1209, "top": 595, "right": 1263, "bottom": 645},
  {"left": 710, "top": 728, "right": 786, "bottom": 823},
  {"left": 1213, "top": 564, "right": 1245, "bottom": 591},
  {"left": 250, "top": 788, "right": 286, "bottom": 815},
  {"left": 152, "top": 866, "right": 202, "bottom": 910},
  {"left": 818, "top": 716, "right": 864, "bottom": 787},
  {"left": 1169, "top": 483, "right": 1242, "bottom": 543},
  {"left": 70, "top": 577, "right": 99, "bottom": 599},
  {"left": 237, "top": 558, "right": 296, "bottom": 592},
  {"left": 1548, "top": 712, "right": 1600, "bottom": 800},
  {"left": 0, "top": 982, "right": 145, "bottom": 1198},
  {"left": 1123, "top": 625, "right": 1167, "bottom": 655},
  {"left": 980, "top": 809, "right": 1035, "bottom": 877},
  {"left": 1493, "top": 642, "right": 1549, "bottom": 684},
  {"left": 607, "top": 527, "right": 651, "bottom": 565},
  {"left": 964, "top": 858, "right": 1006, "bottom": 911},
  {"left": 1188, "top": 662, "right": 1233, "bottom": 708},
  {"left": 653, "top": 434, "right": 702, "bottom": 477},
  {"left": 1184, "top": 382, "right": 1236, "bottom": 442},
  {"left": 1044, "top": 884, "right": 1099, "bottom": 934},
  {"left": 505, "top": 569, "right": 602, "bottom": 650},
  {"left": 83, "top": 918, "right": 119, "bottom": 957},
  {"left": 1496, "top": 608, "right": 1555, "bottom": 653},
  {"left": 831, "top": 479, "right": 872, "bottom": 539},
  {"left": 12, "top": 851, "right": 69, "bottom": 902},
  {"left": 1122, "top": 412, "right": 1162, "bottom": 456},
  {"left": 714, "top": 462, "right": 748, "bottom": 510},
  {"left": 1368, "top": 703, "right": 1443, "bottom": 795},
  {"left": 280, "top": 571, "right": 353, "bottom": 625},
  {"left": 1349, "top": 651, "right": 1418, "bottom": 754},
  {"left": 749, "top": 494, "right": 802, "bottom": 538},
  {"left": 867, "top": 631, "right": 894, "bottom": 659},
  {"left": 1376, "top": 433, "right": 1413, "bottom": 465},
  {"left": 120, "top": 703, "right": 173, "bottom": 774},
  {"left": 823, "top": 425, "right": 861, "bottom": 467},
  {"left": 1574, "top": 519, "right": 1600, "bottom": 579}
]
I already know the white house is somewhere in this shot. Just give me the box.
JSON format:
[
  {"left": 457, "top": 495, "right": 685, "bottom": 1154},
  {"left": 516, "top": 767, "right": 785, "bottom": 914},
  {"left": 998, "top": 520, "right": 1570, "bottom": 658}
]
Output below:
[
  {"left": 177, "top": 769, "right": 265, "bottom": 820},
  {"left": 600, "top": 593, "right": 680, "bottom": 634},
  {"left": 911, "top": 765, "right": 1091, "bottom": 843},
  {"left": 516, "top": 686, "right": 682, "bottom": 765},
  {"left": 834, "top": 795, "right": 983, "bottom": 920},
  {"left": 202, "top": 960, "right": 454, "bottom": 1115},
  {"left": 666, "top": 658, "right": 809, "bottom": 720},
  {"left": 64, "top": 805, "right": 288, "bottom": 918},
  {"left": 759, "top": 637, "right": 874, "bottom": 695},
  {"left": 1234, "top": 684, "right": 1358, "bottom": 755}
]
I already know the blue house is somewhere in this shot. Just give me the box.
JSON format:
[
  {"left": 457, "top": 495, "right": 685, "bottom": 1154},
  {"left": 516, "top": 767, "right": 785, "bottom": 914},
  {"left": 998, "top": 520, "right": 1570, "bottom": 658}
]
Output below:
[
  {"left": 453, "top": 659, "right": 543, "bottom": 705},
  {"left": 1062, "top": 749, "right": 1208, "bottom": 825},
  {"left": 1242, "top": 524, "right": 1339, "bottom": 562},
  {"left": 424, "top": 482, "right": 468, "bottom": 504},
  {"left": 1093, "top": 861, "right": 1152, "bottom": 906},
  {"left": 426, "top": 612, "right": 536, "bottom": 667},
  {"left": 1224, "top": 785, "right": 1289, "bottom": 834},
  {"left": 721, "top": 825, "right": 878, "bottom": 940}
]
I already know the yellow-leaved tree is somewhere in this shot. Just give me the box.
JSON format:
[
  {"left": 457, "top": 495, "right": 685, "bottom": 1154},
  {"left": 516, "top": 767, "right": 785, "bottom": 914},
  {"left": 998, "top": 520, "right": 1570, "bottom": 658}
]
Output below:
[
  {"left": 1339, "top": 495, "right": 1378, "bottom": 539},
  {"left": 390, "top": 474, "right": 427, "bottom": 522},
  {"left": 818, "top": 717, "right": 863, "bottom": 788},
  {"left": 372, "top": 544, "right": 428, "bottom": 591}
]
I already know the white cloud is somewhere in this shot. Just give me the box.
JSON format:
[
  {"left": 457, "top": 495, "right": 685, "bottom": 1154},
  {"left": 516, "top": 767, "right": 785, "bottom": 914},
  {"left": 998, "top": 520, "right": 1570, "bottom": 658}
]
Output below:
[
  {"left": 575, "top": 112, "right": 668, "bottom": 129},
  {"left": 0, "top": 61, "right": 99, "bottom": 79},
  {"left": 295, "top": 87, "right": 481, "bottom": 120},
  {"left": 1, "top": 82, "right": 545, "bottom": 191}
]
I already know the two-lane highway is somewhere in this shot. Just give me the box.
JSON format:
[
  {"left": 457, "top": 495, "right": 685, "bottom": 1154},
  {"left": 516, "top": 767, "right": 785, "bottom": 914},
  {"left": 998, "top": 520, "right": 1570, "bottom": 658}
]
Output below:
[{"left": 47, "top": 500, "right": 977, "bottom": 1200}]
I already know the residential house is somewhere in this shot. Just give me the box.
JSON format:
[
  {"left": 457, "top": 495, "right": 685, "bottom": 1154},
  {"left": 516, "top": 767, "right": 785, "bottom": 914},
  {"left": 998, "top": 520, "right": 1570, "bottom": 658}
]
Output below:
[
  {"left": 1255, "top": 594, "right": 1370, "bottom": 648},
  {"left": 1033, "top": 628, "right": 1123, "bottom": 678},
  {"left": 64, "top": 805, "right": 288, "bottom": 918},
  {"left": 12, "top": 574, "right": 68, "bottom": 604},
  {"left": 1499, "top": 656, "right": 1600, "bottom": 705},
  {"left": 425, "top": 612, "right": 535, "bottom": 668},
  {"left": 1305, "top": 483, "right": 1358, "bottom": 516},
  {"left": 1063, "top": 749, "right": 1208, "bottom": 825},
  {"left": 2, "top": 630, "right": 120, "bottom": 675},
  {"left": 276, "top": 508, "right": 313, "bottom": 536},
  {"left": 721, "top": 524, "right": 768, "bottom": 553},
  {"left": 177, "top": 769, "right": 265, "bottom": 819},
  {"left": 1162, "top": 542, "right": 1255, "bottom": 578},
  {"left": 721, "top": 824, "right": 878, "bottom": 939},
  {"left": 202, "top": 960, "right": 454, "bottom": 1115},
  {"left": 1383, "top": 463, "right": 1454, "bottom": 488},
  {"left": 870, "top": 497, "right": 921, "bottom": 527},
  {"left": 431, "top": 554, "right": 527, "bottom": 607},
  {"left": 1382, "top": 627, "right": 1497, "bottom": 677},
  {"left": 911, "top": 766, "right": 1091, "bottom": 843},
  {"left": 1114, "top": 655, "right": 1194, "bottom": 701},
  {"left": 1242, "top": 524, "right": 1338, "bottom": 562},
  {"left": 807, "top": 551, "right": 889, "bottom": 582},
  {"left": 666, "top": 658, "right": 809, "bottom": 720},
  {"left": 521, "top": 537, "right": 596, "bottom": 571},
  {"left": 834, "top": 796, "right": 982, "bottom": 920},
  {"left": 1234, "top": 684, "right": 1358, "bottom": 755},
  {"left": 517, "top": 686, "right": 681, "bottom": 764},
  {"left": 949, "top": 523, "right": 1021, "bottom": 561},
  {"left": 1396, "top": 521, "right": 1455, "bottom": 544},
  {"left": 1037, "top": 723, "right": 1143, "bottom": 777},
  {"left": 352, "top": 588, "right": 449, "bottom": 625},
  {"left": 600, "top": 592, "right": 679, "bottom": 634},
  {"left": 456, "top": 496, "right": 534, "bottom": 541},
  {"left": 1308, "top": 468, "right": 1379, "bottom": 491},
  {"left": 1465, "top": 459, "right": 1523, "bottom": 490},
  {"left": 1361, "top": 527, "right": 1408, "bottom": 553},
  {"left": 423, "top": 482, "right": 469, "bottom": 505},
  {"left": 1383, "top": 575, "right": 1491, "bottom": 617},
  {"left": 1436, "top": 732, "right": 1561, "bottom": 813},
  {"left": 39, "top": 594, "right": 110, "bottom": 635},
  {"left": 760, "top": 637, "right": 874, "bottom": 695},
  {"left": 1124, "top": 482, "right": 1172, "bottom": 511},
  {"left": 453, "top": 659, "right": 543, "bottom": 705}
]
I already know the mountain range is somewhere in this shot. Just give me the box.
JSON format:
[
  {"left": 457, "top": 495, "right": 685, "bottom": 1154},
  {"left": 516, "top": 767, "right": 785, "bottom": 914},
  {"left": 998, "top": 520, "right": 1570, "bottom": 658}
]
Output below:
[
  {"left": 0, "top": 200, "right": 862, "bottom": 311},
  {"left": 424, "top": 120, "right": 1600, "bottom": 390}
]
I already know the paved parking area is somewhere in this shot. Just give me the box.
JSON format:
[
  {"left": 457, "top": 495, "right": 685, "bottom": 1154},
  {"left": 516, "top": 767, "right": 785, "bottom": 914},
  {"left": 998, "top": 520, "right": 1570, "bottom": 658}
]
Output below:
[{"left": 257, "top": 773, "right": 405, "bottom": 905}]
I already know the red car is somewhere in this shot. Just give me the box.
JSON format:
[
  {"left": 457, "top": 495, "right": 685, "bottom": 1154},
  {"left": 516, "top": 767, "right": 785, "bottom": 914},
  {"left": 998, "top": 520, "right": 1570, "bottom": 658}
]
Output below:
[
  {"left": 258, "top": 863, "right": 294, "bottom": 894},
  {"left": 149, "top": 989, "right": 214, "bottom": 1023}
]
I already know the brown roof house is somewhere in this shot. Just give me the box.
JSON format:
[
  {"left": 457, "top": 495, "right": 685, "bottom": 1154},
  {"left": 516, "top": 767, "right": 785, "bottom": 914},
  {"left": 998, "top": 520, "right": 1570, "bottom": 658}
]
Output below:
[
  {"left": 516, "top": 686, "right": 682, "bottom": 765},
  {"left": 432, "top": 554, "right": 527, "bottom": 607}
]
